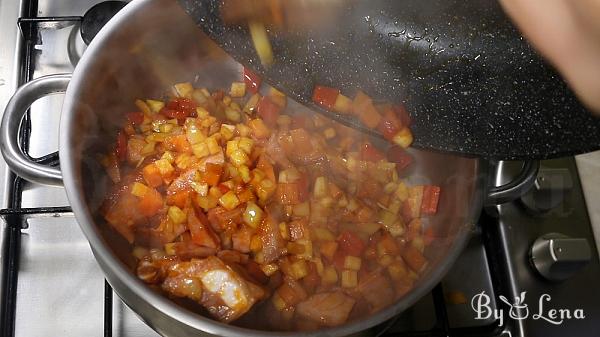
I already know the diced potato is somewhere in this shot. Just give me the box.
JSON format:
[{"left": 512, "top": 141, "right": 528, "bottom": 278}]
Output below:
[
  {"left": 388, "top": 260, "right": 408, "bottom": 281},
  {"left": 196, "top": 106, "right": 210, "bottom": 119},
  {"left": 295, "top": 239, "right": 313, "bottom": 260},
  {"left": 173, "top": 82, "right": 194, "bottom": 98},
  {"left": 223, "top": 95, "right": 232, "bottom": 106},
  {"left": 312, "top": 258, "right": 324, "bottom": 276},
  {"left": 289, "top": 259, "right": 308, "bottom": 280},
  {"left": 135, "top": 99, "right": 152, "bottom": 115},
  {"left": 378, "top": 254, "right": 394, "bottom": 267},
  {"left": 395, "top": 181, "right": 409, "bottom": 201},
  {"left": 344, "top": 256, "right": 362, "bottom": 271},
  {"left": 287, "top": 241, "right": 305, "bottom": 255},
  {"left": 313, "top": 176, "right": 328, "bottom": 199},
  {"left": 341, "top": 270, "right": 358, "bottom": 288},
  {"left": 236, "top": 123, "right": 251, "bottom": 137},
  {"left": 243, "top": 94, "right": 261, "bottom": 114},
  {"left": 201, "top": 116, "right": 217, "bottom": 128},
  {"left": 249, "top": 119, "right": 270, "bottom": 139},
  {"left": 225, "top": 107, "right": 241, "bottom": 123},
  {"left": 230, "top": 82, "right": 246, "bottom": 98},
  {"left": 131, "top": 182, "right": 149, "bottom": 197},
  {"left": 322, "top": 266, "right": 338, "bottom": 285},
  {"left": 323, "top": 127, "right": 336, "bottom": 139},
  {"left": 191, "top": 181, "right": 209, "bottom": 196},
  {"left": 250, "top": 234, "right": 262, "bottom": 252},
  {"left": 154, "top": 158, "right": 175, "bottom": 176},
  {"left": 256, "top": 178, "right": 276, "bottom": 202},
  {"left": 279, "top": 222, "right": 290, "bottom": 240},
  {"left": 192, "top": 142, "right": 210, "bottom": 159},
  {"left": 230, "top": 149, "right": 250, "bottom": 167},
  {"left": 220, "top": 124, "right": 235, "bottom": 141},
  {"left": 196, "top": 194, "right": 218, "bottom": 210},
  {"left": 293, "top": 201, "right": 310, "bottom": 217},
  {"left": 238, "top": 137, "right": 254, "bottom": 154},
  {"left": 278, "top": 168, "right": 300, "bottom": 183},
  {"left": 333, "top": 94, "right": 352, "bottom": 114},
  {"left": 226, "top": 139, "right": 239, "bottom": 157},
  {"left": 248, "top": 20, "right": 273, "bottom": 66},
  {"left": 261, "top": 263, "right": 279, "bottom": 276},
  {"left": 192, "top": 89, "right": 208, "bottom": 105},
  {"left": 145, "top": 99, "right": 164, "bottom": 114},
  {"left": 206, "top": 137, "right": 221, "bottom": 155},
  {"left": 357, "top": 222, "right": 381, "bottom": 236},
  {"left": 313, "top": 227, "right": 335, "bottom": 241},
  {"left": 392, "top": 127, "right": 414, "bottom": 148},
  {"left": 175, "top": 153, "right": 193, "bottom": 169},
  {"left": 268, "top": 88, "right": 287, "bottom": 108},
  {"left": 219, "top": 191, "right": 241, "bottom": 210},
  {"left": 186, "top": 122, "right": 205, "bottom": 145},
  {"left": 168, "top": 206, "right": 186, "bottom": 225},
  {"left": 272, "top": 292, "right": 287, "bottom": 311},
  {"left": 159, "top": 123, "right": 174, "bottom": 133},
  {"left": 243, "top": 202, "right": 264, "bottom": 228},
  {"left": 319, "top": 241, "right": 338, "bottom": 261},
  {"left": 238, "top": 165, "right": 251, "bottom": 183}
]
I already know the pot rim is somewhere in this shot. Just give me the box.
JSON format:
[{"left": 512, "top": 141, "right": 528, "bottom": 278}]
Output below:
[{"left": 60, "top": 0, "right": 481, "bottom": 335}]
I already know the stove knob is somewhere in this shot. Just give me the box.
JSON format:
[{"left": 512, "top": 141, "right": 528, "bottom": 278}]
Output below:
[
  {"left": 530, "top": 233, "right": 591, "bottom": 282},
  {"left": 520, "top": 168, "right": 573, "bottom": 213}
]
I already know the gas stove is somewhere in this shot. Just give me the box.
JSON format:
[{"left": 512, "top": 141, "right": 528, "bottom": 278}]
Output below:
[{"left": 0, "top": 1, "right": 599, "bottom": 337}]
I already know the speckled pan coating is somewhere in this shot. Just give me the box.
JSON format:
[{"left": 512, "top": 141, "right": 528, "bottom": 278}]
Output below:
[{"left": 178, "top": 0, "right": 600, "bottom": 160}]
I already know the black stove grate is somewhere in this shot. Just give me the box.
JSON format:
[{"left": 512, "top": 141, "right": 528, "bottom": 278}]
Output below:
[{"left": 0, "top": 2, "right": 510, "bottom": 337}]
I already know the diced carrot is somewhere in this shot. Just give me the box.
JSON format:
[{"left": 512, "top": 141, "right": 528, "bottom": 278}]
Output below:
[
  {"left": 386, "top": 146, "right": 413, "bottom": 171},
  {"left": 352, "top": 91, "right": 382, "bottom": 128},
  {"left": 276, "top": 183, "right": 302, "bottom": 205},
  {"left": 115, "top": 131, "right": 127, "bottom": 162},
  {"left": 142, "top": 163, "right": 163, "bottom": 187},
  {"left": 312, "top": 85, "right": 340, "bottom": 110},
  {"left": 421, "top": 185, "right": 441, "bottom": 215},
  {"left": 244, "top": 67, "right": 262, "bottom": 94},
  {"left": 256, "top": 96, "right": 281, "bottom": 126},
  {"left": 165, "top": 134, "right": 192, "bottom": 153},
  {"left": 137, "top": 187, "right": 163, "bottom": 217},
  {"left": 166, "top": 190, "right": 191, "bottom": 209},
  {"left": 402, "top": 245, "right": 428, "bottom": 273},
  {"left": 187, "top": 209, "right": 220, "bottom": 249},
  {"left": 202, "top": 163, "right": 223, "bottom": 186},
  {"left": 337, "top": 231, "right": 366, "bottom": 257},
  {"left": 359, "top": 142, "right": 385, "bottom": 162}
]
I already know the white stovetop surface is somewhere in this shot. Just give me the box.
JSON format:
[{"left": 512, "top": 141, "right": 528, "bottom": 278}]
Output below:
[{"left": 576, "top": 151, "right": 600, "bottom": 257}]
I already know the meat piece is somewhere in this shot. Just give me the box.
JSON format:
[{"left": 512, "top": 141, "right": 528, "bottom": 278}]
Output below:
[
  {"left": 162, "top": 273, "right": 204, "bottom": 302},
  {"left": 172, "top": 256, "right": 265, "bottom": 322},
  {"left": 257, "top": 214, "right": 286, "bottom": 264},
  {"left": 357, "top": 271, "right": 394, "bottom": 312},
  {"left": 296, "top": 291, "right": 355, "bottom": 327}
]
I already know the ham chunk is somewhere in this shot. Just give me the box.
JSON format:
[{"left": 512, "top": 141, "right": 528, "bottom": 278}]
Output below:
[
  {"left": 164, "top": 256, "right": 264, "bottom": 322},
  {"left": 357, "top": 271, "right": 394, "bottom": 312},
  {"left": 296, "top": 291, "right": 355, "bottom": 327}
]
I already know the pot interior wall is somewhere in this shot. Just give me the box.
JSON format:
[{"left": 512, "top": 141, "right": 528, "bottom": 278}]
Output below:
[{"left": 65, "top": 0, "right": 481, "bottom": 333}]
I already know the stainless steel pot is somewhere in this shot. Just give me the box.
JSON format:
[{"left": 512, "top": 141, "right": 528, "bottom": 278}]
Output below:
[{"left": 0, "top": 0, "right": 539, "bottom": 336}]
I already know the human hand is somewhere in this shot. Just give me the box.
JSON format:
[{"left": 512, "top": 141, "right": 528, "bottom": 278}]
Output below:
[{"left": 499, "top": 0, "right": 600, "bottom": 113}]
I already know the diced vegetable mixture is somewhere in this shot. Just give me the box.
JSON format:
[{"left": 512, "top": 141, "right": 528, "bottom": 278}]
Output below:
[{"left": 99, "top": 70, "right": 441, "bottom": 331}]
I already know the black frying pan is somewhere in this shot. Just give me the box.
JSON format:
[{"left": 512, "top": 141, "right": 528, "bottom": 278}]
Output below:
[{"left": 177, "top": 0, "right": 600, "bottom": 159}]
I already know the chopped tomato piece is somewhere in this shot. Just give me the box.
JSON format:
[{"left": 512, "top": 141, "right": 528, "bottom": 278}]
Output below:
[
  {"left": 165, "top": 134, "right": 192, "bottom": 153},
  {"left": 377, "top": 107, "right": 402, "bottom": 140},
  {"left": 142, "top": 163, "right": 163, "bottom": 187},
  {"left": 115, "top": 131, "right": 127, "bottom": 162},
  {"left": 166, "top": 190, "right": 191, "bottom": 209},
  {"left": 138, "top": 187, "right": 163, "bottom": 217},
  {"left": 359, "top": 142, "right": 385, "bottom": 162},
  {"left": 127, "top": 111, "right": 144, "bottom": 125},
  {"left": 337, "top": 231, "right": 366, "bottom": 256},
  {"left": 387, "top": 146, "right": 413, "bottom": 171},
  {"left": 243, "top": 67, "right": 262, "bottom": 94},
  {"left": 421, "top": 185, "right": 441, "bottom": 215},
  {"left": 312, "top": 85, "right": 340, "bottom": 110},
  {"left": 202, "top": 163, "right": 223, "bottom": 186},
  {"left": 256, "top": 96, "right": 281, "bottom": 126}
]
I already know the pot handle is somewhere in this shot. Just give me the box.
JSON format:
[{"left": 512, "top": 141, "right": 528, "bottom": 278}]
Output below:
[
  {"left": 486, "top": 160, "right": 540, "bottom": 205},
  {"left": 0, "top": 74, "right": 71, "bottom": 186}
]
